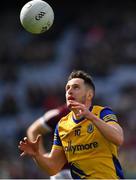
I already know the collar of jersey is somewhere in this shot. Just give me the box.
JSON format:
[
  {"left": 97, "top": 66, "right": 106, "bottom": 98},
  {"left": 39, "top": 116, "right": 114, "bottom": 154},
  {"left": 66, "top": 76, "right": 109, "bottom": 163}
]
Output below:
[{"left": 72, "top": 106, "right": 93, "bottom": 124}]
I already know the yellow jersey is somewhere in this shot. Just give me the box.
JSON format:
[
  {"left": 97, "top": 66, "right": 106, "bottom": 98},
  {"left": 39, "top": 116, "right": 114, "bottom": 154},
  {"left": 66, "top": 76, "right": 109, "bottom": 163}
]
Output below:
[{"left": 53, "top": 105, "right": 124, "bottom": 179}]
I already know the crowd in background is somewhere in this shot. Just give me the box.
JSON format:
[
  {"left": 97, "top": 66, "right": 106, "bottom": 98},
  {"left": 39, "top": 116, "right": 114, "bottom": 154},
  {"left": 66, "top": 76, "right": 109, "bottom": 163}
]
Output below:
[{"left": 0, "top": 0, "right": 136, "bottom": 178}]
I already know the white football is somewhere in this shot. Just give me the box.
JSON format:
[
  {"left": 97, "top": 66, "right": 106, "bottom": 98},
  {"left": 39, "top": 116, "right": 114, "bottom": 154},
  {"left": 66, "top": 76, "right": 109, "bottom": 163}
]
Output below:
[{"left": 20, "top": 0, "right": 54, "bottom": 34}]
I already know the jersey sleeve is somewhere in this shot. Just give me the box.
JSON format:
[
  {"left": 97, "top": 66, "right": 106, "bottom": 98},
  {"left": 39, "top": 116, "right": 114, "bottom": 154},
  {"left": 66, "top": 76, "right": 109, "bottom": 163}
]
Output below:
[
  {"left": 52, "top": 124, "right": 63, "bottom": 150},
  {"left": 100, "top": 107, "right": 118, "bottom": 124}
]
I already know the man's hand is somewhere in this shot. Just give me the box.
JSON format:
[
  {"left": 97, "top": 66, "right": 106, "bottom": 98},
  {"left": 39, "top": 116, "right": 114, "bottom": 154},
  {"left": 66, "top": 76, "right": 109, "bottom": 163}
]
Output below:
[
  {"left": 18, "top": 134, "right": 41, "bottom": 157},
  {"left": 69, "top": 100, "right": 91, "bottom": 119}
]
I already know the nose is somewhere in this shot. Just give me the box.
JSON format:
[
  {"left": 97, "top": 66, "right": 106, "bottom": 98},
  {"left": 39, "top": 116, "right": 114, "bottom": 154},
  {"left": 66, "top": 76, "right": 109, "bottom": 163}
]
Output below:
[
  {"left": 67, "top": 87, "right": 73, "bottom": 94},
  {"left": 66, "top": 87, "right": 73, "bottom": 96}
]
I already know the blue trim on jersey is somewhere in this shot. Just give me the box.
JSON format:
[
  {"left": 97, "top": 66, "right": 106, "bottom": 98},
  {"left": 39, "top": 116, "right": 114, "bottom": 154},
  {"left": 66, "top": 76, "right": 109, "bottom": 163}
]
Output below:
[
  {"left": 70, "top": 163, "right": 88, "bottom": 179},
  {"left": 53, "top": 124, "right": 62, "bottom": 146},
  {"left": 105, "top": 119, "right": 117, "bottom": 123},
  {"left": 72, "top": 116, "right": 85, "bottom": 124},
  {"left": 100, "top": 107, "right": 115, "bottom": 120},
  {"left": 112, "top": 155, "right": 124, "bottom": 179}
]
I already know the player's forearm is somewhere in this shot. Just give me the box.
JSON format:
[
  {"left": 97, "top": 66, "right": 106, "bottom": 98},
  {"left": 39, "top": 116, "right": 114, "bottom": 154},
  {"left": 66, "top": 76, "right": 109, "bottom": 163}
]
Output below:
[{"left": 89, "top": 113, "right": 124, "bottom": 146}]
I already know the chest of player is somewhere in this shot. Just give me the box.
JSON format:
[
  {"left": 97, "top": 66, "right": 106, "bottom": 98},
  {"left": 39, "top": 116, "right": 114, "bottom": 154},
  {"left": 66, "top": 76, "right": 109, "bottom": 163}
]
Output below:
[{"left": 58, "top": 119, "right": 106, "bottom": 157}]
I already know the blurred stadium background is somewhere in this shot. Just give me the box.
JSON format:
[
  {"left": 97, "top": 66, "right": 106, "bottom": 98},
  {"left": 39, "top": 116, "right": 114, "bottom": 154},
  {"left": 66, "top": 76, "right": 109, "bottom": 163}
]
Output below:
[{"left": 0, "top": 0, "right": 136, "bottom": 178}]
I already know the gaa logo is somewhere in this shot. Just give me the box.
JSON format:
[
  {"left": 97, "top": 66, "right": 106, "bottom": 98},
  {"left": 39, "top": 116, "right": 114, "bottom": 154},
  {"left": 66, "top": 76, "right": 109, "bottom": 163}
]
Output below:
[{"left": 35, "top": 11, "right": 46, "bottom": 20}]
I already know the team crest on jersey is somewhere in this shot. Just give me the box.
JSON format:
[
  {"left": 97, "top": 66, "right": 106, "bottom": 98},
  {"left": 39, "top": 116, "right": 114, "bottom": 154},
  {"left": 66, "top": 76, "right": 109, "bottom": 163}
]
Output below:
[{"left": 87, "top": 124, "right": 94, "bottom": 133}]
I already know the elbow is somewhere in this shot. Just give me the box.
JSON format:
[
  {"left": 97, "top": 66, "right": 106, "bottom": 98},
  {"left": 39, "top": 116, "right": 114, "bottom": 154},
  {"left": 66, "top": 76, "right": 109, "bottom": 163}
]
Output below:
[
  {"left": 118, "top": 129, "right": 124, "bottom": 146},
  {"left": 48, "top": 171, "right": 58, "bottom": 176},
  {"left": 47, "top": 167, "right": 61, "bottom": 176},
  {"left": 115, "top": 134, "right": 124, "bottom": 146},
  {"left": 113, "top": 126, "right": 124, "bottom": 146},
  {"left": 116, "top": 138, "right": 123, "bottom": 147},
  {"left": 119, "top": 134, "right": 124, "bottom": 146},
  {"left": 47, "top": 162, "right": 64, "bottom": 176}
]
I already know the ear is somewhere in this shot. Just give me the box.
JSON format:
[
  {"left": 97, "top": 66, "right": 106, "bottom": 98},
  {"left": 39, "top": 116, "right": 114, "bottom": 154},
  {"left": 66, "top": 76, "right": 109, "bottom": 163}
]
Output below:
[{"left": 87, "top": 89, "right": 93, "bottom": 100}]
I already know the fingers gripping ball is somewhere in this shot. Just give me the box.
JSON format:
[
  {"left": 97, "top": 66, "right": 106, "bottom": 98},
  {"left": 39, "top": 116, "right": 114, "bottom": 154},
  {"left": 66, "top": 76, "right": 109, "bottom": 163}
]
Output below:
[{"left": 20, "top": 0, "right": 54, "bottom": 34}]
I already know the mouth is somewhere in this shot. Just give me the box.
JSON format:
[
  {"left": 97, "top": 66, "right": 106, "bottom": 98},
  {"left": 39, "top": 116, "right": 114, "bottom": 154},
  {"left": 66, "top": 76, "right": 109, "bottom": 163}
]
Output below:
[{"left": 67, "top": 96, "right": 75, "bottom": 101}]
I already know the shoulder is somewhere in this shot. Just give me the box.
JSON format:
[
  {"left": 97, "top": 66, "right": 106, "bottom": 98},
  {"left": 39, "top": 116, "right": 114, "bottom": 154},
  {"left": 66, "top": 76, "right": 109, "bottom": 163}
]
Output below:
[
  {"left": 92, "top": 105, "right": 105, "bottom": 116},
  {"left": 93, "top": 105, "right": 114, "bottom": 114},
  {"left": 93, "top": 105, "right": 118, "bottom": 122},
  {"left": 59, "top": 111, "right": 72, "bottom": 123}
]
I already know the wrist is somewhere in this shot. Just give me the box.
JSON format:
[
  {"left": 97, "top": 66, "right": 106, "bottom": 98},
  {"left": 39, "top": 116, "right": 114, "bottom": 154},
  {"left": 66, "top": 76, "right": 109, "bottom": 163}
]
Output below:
[
  {"left": 88, "top": 112, "right": 99, "bottom": 122},
  {"left": 31, "top": 150, "right": 41, "bottom": 158}
]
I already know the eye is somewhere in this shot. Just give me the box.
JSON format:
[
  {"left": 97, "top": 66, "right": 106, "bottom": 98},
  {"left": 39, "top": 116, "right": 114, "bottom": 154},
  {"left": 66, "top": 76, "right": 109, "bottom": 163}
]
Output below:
[
  {"left": 73, "top": 84, "right": 79, "bottom": 89},
  {"left": 65, "top": 85, "right": 69, "bottom": 91}
]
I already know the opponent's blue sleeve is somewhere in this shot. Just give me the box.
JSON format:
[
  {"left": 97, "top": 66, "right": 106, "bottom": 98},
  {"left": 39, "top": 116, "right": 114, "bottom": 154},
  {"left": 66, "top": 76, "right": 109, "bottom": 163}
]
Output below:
[
  {"left": 53, "top": 124, "right": 62, "bottom": 146},
  {"left": 100, "top": 107, "right": 118, "bottom": 123}
]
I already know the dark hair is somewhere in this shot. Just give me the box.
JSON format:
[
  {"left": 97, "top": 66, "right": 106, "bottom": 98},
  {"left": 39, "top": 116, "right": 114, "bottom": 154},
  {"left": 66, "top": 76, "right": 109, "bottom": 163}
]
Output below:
[{"left": 68, "top": 70, "right": 95, "bottom": 92}]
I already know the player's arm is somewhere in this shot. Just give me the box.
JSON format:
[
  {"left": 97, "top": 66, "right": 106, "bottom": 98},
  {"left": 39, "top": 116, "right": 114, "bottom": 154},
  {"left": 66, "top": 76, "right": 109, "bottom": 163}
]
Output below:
[
  {"left": 70, "top": 101, "right": 124, "bottom": 146},
  {"left": 27, "top": 109, "right": 60, "bottom": 153},
  {"left": 27, "top": 118, "right": 48, "bottom": 141},
  {"left": 18, "top": 135, "right": 67, "bottom": 176},
  {"left": 27, "top": 118, "right": 47, "bottom": 153},
  {"left": 89, "top": 113, "right": 124, "bottom": 146}
]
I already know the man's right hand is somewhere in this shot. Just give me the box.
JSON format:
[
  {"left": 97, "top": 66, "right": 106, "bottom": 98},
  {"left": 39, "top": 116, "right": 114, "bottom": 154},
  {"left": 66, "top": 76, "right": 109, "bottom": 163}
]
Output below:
[{"left": 18, "top": 134, "right": 41, "bottom": 157}]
